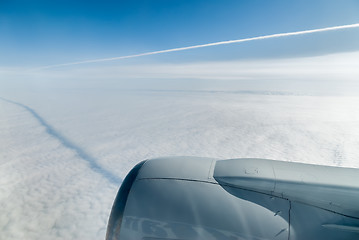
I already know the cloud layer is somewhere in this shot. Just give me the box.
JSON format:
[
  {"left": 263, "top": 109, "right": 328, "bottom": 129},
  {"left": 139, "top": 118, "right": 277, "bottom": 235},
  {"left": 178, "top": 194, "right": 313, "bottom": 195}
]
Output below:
[
  {"left": 0, "top": 100, "right": 118, "bottom": 240},
  {"left": 2, "top": 87, "right": 359, "bottom": 239},
  {"left": 1, "top": 45, "right": 359, "bottom": 239}
]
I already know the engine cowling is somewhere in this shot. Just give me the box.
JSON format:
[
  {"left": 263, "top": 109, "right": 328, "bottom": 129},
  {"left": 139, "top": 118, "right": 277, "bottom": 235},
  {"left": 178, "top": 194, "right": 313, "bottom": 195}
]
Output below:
[{"left": 106, "top": 157, "right": 359, "bottom": 240}]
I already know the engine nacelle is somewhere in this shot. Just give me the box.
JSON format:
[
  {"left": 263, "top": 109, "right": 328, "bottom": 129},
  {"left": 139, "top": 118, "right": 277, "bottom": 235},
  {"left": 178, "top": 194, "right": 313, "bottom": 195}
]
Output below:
[{"left": 106, "top": 157, "right": 359, "bottom": 240}]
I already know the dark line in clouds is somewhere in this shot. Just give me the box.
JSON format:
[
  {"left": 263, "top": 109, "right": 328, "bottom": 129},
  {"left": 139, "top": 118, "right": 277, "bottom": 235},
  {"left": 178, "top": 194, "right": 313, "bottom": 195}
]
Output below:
[
  {"left": 128, "top": 89, "right": 303, "bottom": 96},
  {"left": 0, "top": 97, "right": 122, "bottom": 185}
]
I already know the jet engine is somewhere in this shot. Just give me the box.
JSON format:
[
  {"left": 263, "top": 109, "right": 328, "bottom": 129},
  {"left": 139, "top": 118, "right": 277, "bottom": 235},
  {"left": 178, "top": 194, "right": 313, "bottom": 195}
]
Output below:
[{"left": 106, "top": 157, "right": 359, "bottom": 240}]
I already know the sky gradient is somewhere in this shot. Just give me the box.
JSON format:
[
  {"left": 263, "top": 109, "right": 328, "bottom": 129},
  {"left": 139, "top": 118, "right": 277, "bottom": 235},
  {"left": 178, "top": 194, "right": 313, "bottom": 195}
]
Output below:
[{"left": 1, "top": 0, "right": 359, "bottom": 67}]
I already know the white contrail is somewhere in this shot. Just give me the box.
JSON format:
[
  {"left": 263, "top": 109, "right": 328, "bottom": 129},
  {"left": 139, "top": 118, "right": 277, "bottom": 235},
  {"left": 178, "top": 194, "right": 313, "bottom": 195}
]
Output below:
[{"left": 40, "top": 23, "right": 359, "bottom": 69}]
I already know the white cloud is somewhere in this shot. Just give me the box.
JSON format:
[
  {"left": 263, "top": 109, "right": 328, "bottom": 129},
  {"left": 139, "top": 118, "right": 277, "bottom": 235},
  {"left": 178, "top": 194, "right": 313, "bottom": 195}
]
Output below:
[
  {"left": 7, "top": 51, "right": 357, "bottom": 82},
  {"left": 4, "top": 51, "right": 353, "bottom": 96},
  {"left": 1, "top": 50, "right": 359, "bottom": 239},
  {"left": 0, "top": 100, "right": 118, "bottom": 240}
]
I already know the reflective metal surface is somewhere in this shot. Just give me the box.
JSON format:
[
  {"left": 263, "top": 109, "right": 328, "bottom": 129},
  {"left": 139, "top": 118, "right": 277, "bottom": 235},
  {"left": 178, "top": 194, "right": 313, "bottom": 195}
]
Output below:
[
  {"left": 106, "top": 161, "right": 147, "bottom": 240},
  {"left": 106, "top": 157, "right": 359, "bottom": 240}
]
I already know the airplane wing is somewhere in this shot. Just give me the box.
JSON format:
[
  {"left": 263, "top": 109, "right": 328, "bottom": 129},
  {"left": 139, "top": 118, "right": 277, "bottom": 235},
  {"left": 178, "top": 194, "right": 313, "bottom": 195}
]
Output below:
[{"left": 106, "top": 157, "right": 359, "bottom": 240}]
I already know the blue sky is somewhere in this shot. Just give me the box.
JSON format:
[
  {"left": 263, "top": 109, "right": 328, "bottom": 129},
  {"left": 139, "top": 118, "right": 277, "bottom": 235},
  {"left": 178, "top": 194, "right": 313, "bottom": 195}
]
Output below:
[{"left": 1, "top": 0, "right": 359, "bottom": 67}]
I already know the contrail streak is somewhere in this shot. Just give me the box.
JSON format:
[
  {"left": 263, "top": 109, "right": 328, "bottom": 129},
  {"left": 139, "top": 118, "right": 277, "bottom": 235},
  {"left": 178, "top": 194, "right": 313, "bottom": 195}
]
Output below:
[
  {"left": 0, "top": 97, "right": 122, "bottom": 185},
  {"left": 40, "top": 23, "right": 359, "bottom": 69}
]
